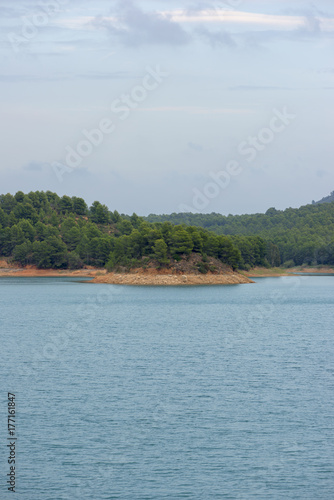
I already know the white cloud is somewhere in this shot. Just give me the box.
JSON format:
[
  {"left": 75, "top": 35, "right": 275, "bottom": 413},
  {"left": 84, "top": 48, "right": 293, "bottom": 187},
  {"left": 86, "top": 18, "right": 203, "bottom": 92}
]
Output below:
[
  {"left": 56, "top": 10, "right": 334, "bottom": 33},
  {"left": 165, "top": 9, "right": 334, "bottom": 31},
  {"left": 137, "top": 106, "right": 252, "bottom": 114}
]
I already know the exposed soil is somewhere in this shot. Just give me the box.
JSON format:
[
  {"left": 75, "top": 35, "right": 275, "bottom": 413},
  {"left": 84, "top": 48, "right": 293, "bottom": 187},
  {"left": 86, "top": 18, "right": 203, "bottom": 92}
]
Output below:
[
  {"left": 92, "top": 255, "right": 253, "bottom": 286},
  {"left": 92, "top": 269, "right": 253, "bottom": 286}
]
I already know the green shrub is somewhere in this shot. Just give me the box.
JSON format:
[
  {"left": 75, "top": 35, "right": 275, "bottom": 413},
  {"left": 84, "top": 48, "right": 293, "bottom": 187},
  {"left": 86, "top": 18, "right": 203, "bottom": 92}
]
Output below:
[
  {"left": 197, "top": 262, "right": 208, "bottom": 274},
  {"left": 282, "top": 259, "right": 295, "bottom": 268}
]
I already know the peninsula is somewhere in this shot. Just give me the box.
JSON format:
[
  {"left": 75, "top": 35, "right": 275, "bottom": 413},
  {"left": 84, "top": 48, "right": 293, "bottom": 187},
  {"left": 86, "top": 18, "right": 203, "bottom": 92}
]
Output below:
[{"left": 1, "top": 190, "right": 333, "bottom": 286}]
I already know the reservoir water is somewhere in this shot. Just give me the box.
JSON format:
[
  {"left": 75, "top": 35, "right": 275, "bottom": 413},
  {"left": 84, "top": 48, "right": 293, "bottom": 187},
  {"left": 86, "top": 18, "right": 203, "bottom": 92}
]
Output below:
[{"left": 1, "top": 276, "right": 334, "bottom": 499}]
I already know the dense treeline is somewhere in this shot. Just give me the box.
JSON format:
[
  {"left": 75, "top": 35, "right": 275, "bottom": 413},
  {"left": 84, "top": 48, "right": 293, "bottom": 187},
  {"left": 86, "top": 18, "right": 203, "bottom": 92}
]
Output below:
[
  {"left": 0, "top": 191, "right": 246, "bottom": 271},
  {"left": 146, "top": 201, "right": 334, "bottom": 267}
]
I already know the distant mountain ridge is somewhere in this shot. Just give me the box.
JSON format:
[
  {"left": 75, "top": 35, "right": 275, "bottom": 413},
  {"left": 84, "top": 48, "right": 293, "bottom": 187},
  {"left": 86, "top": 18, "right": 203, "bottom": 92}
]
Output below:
[{"left": 312, "top": 191, "right": 334, "bottom": 205}]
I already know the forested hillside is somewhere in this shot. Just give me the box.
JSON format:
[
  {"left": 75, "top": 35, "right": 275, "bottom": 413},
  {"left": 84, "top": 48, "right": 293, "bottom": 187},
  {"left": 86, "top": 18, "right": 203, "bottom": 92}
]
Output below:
[
  {"left": 146, "top": 202, "right": 334, "bottom": 267},
  {"left": 0, "top": 191, "right": 249, "bottom": 271}
]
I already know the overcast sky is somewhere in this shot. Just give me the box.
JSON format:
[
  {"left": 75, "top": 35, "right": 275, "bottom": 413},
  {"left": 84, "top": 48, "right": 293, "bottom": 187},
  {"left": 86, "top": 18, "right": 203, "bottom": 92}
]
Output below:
[{"left": 0, "top": 0, "right": 333, "bottom": 215}]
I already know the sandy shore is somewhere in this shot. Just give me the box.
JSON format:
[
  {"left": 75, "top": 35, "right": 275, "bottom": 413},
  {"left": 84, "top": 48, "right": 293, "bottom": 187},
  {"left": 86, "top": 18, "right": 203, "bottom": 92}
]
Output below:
[{"left": 91, "top": 270, "right": 254, "bottom": 286}]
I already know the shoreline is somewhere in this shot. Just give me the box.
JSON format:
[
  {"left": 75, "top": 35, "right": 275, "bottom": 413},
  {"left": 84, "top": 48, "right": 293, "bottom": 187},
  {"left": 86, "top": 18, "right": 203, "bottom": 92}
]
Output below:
[
  {"left": 0, "top": 263, "right": 333, "bottom": 285},
  {"left": 0, "top": 265, "right": 105, "bottom": 279},
  {"left": 242, "top": 266, "right": 334, "bottom": 278},
  {"left": 0, "top": 263, "right": 253, "bottom": 286}
]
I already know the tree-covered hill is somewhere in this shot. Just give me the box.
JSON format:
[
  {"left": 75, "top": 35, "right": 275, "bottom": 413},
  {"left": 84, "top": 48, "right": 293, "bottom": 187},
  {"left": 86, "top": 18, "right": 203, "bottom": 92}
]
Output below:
[
  {"left": 312, "top": 191, "right": 334, "bottom": 205},
  {"left": 0, "top": 191, "right": 252, "bottom": 271},
  {"left": 146, "top": 202, "right": 334, "bottom": 267}
]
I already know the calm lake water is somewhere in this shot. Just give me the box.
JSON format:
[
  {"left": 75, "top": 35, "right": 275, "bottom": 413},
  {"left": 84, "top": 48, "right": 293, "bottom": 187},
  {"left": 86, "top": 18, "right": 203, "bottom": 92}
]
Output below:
[{"left": 1, "top": 276, "right": 334, "bottom": 499}]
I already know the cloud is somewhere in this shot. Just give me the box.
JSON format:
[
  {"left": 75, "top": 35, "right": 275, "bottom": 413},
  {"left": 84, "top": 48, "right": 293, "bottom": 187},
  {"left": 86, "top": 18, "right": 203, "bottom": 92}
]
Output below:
[
  {"left": 137, "top": 106, "right": 252, "bottom": 114},
  {"left": 57, "top": 6, "right": 334, "bottom": 52},
  {"left": 316, "top": 169, "right": 328, "bottom": 178},
  {"left": 303, "top": 13, "right": 322, "bottom": 33},
  {"left": 188, "top": 142, "right": 204, "bottom": 152},
  {"left": 195, "top": 25, "right": 236, "bottom": 47},
  {"left": 234, "top": 24, "right": 334, "bottom": 50},
  {"left": 318, "top": 68, "right": 334, "bottom": 73},
  {"left": 165, "top": 8, "right": 334, "bottom": 32},
  {"left": 0, "top": 74, "right": 81, "bottom": 83},
  {"left": 57, "top": 6, "right": 334, "bottom": 33},
  {"left": 22, "top": 161, "right": 47, "bottom": 172},
  {"left": 228, "top": 85, "right": 293, "bottom": 91},
  {"left": 0, "top": 6, "right": 19, "bottom": 17},
  {"left": 165, "top": 9, "right": 302, "bottom": 27},
  {"left": 0, "top": 71, "right": 132, "bottom": 83},
  {"left": 91, "top": 1, "right": 190, "bottom": 46},
  {"left": 76, "top": 71, "right": 130, "bottom": 80}
]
